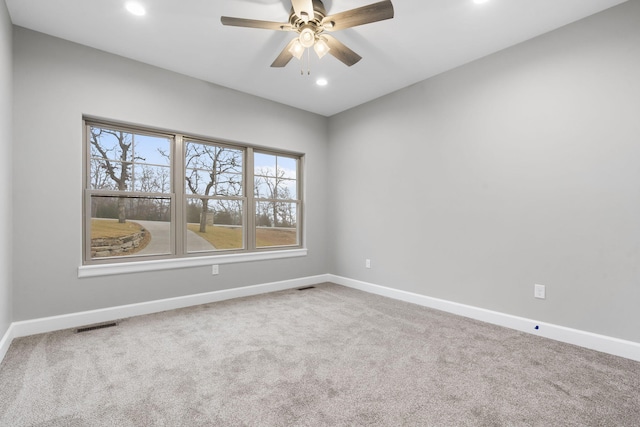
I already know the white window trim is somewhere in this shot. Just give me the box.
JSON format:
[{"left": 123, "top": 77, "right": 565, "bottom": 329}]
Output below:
[{"left": 78, "top": 248, "right": 308, "bottom": 278}]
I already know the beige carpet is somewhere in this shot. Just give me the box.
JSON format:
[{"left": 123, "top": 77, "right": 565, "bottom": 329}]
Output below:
[{"left": 1, "top": 283, "right": 638, "bottom": 426}]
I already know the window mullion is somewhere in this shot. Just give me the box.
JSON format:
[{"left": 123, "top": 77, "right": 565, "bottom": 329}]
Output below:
[
  {"left": 246, "top": 147, "right": 256, "bottom": 251},
  {"left": 174, "top": 135, "right": 185, "bottom": 256}
]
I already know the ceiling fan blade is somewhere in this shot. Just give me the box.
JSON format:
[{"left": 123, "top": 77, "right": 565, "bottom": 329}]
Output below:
[
  {"left": 271, "top": 39, "right": 298, "bottom": 67},
  {"left": 322, "top": 0, "right": 394, "bottom": 31},
  {"left": 291, "top": 0, "right": 315, "bottom": 22},
  {"left": 221, "top": 16, "right": 292, "bottom": 31},
  {"left": 322, "top": 35, "right": 362, "bottom": 67}
]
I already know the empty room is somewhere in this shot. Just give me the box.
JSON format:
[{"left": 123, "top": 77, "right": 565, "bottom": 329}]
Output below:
[{"left": 1, "top": 0, "right": 639, "bottom": 425}]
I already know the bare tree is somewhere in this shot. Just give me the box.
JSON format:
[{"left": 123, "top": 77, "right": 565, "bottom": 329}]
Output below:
[
  {"left": 254, "top": 167, "right": 295, "bottom": 227},
  {"left": 277, "top": 186, "right": 296, "bottom": 227},
  {"left": 89, "top": 128, "right": 133, "bottom": 223},
  {"left": 185, "top": 143, "right": 242, "bottom": 232},
  {"left": 91, "top": 127, "right": 173, "bottom": 223},
  {"left": 255, "top": 167, "right": 281, "bottom": 227}
]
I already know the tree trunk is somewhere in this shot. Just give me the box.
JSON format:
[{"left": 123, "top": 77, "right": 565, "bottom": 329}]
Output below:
[
  {"left": 118, "top": 197, "right": 126, "bottom": 224},
  {"left": 199, "top": 199, "right": 208, "bottom": 233},
  {"left": 272, "top": 202, "right": 278, "bottom": 228}
]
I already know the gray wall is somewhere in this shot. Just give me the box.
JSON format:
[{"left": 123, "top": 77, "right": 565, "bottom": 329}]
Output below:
[
  {"left": 328, "top": 1, "right": 640, "bottom": 343},
  {"left": 12, "top": 27, "right": 328, "bottom": 320},
  {"left": 0, "top": 0, "right": 12, "bottom": 337},
  {"left": 9, "top": 2, "right": 640, "bottom": 345}
]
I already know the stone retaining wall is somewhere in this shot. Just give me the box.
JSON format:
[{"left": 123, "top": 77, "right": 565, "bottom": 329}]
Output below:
[{"left": 91, "top": 229, "right": 146, "bottom": 258}]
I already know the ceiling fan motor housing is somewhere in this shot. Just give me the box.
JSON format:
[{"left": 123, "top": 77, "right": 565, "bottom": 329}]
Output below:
[{"left": 289, "top": 0, "right": 327, "bottom": 32}]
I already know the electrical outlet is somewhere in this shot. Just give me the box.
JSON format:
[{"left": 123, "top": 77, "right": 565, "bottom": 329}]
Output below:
[
  {"left": 534, "top": 284, "right": 545, "bottom": 299},
  {"left": 212, "top": 265, "right": 219, "bottom": 275},
  {"left": 365, "top": 259, "right": 371, "bottom": 269}
]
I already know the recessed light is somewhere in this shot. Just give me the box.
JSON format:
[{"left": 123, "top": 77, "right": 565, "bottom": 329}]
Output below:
[
  {"left": 125, "top": 2, "right": 146, "bottom": 16},
  {"left": 316, "top": 78, "right": 328, "bottom": 87}
]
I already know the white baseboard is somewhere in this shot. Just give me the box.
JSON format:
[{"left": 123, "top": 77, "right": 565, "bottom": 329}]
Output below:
[
  {"left": 3, "top": 273, "right": 639, "bottom": 364},
  {"left": 329, "top": 274, "right": 640, "bottom": 362},
  {"left": 0, "top": 323, "right": 15, "bottom": 363},
  {"left": 10, "top": 274, "right": 330, "bottom": 340}
]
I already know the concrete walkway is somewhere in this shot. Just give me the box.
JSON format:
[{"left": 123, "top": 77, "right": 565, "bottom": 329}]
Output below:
[{"left": 134, "top": 220, "right": 215, "bottom": 255}]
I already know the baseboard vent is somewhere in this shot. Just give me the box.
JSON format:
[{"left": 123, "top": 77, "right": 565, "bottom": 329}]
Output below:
[
  {"left": 76, "top": 322, "right": 118, "bottom": 333},
  {"left": 297, "top": 286, "right": 316, "bottom": 291}
]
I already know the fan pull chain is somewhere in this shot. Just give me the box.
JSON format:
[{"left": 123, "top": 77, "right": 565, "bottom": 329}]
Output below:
[{"left": 299, "top": 48, "right": 312, "bottom": 76}]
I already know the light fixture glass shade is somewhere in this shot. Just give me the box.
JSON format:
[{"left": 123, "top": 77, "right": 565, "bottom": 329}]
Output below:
[
  {"left": 289, "top": 39, "right": 304, "bottom": 59},
  {"left": 314, "top": 38, "right": 330, "bottom": 59},
  {"left": 299, "top": 28, "right": 316, "bottom": 48}
]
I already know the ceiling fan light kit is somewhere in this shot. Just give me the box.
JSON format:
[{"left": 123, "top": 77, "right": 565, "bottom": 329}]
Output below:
[
  {"left": 221, "top": 0, "right": 394, "bottom": 69},
  {"left": 314, "top": 37, "right": 330, "bottom": 59},
  {"left": 289, "top": 39, "right": 305, "bottom": 60}
]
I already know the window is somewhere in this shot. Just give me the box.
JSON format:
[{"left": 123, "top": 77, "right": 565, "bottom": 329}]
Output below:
[
  {"left": 184, "top": 139, "right": 245, "bottom": 253},
  {"left": 83, "top": 119, "right": 303, "bottom": 266},
  {"left": 254, "top": 152, "right": 300, "bottom": 248}
]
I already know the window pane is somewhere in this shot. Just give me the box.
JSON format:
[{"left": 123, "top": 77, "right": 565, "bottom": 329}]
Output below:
[
  {"left": 185, "top": 141, "right": 243, "bottom": 196},
  {"left": 254, "top": 177, "right": 297, "bottom": 199},
  {"left": 89, "top": 126, "right": 172, "bottom": 193},
  {"left": 278, "top": 178, "right": 297, "bottom": 199},
  {"left": 277, "top": 156, "right": 297, "bottom": 179},
  {"left": 133, "top": 134, "right": 171, "bottom": 166},
  {"left": 89, "top": 126, "right": 131, "bottom": 162},
  {"left": 89, "top": 159, "right": 131, "bottom": 191},
  {"left": 133, "top": 164, "right": 171, "bottom": 193},
  {"left": 254, "top": 152, "right": 276, "bottom": 176},
  {"left": 254, "top": 177, "right": 277, "bottom": 199},
  {"left": 254, "top": 153, "right": 297, "bottom": 200},
  {"left": 256, "top": 201, "right": 298, "bottom": 248},
  {"left": 90, "top": 195, "right": 172, "bottom": 259},
  {"left": 186, "top": 198, "right": 244, "bottom": 252},
  {"left": 216, "top": 172, "right": 243, "bottom": 196},
  {"left": 185, "top": 168, "right": 214, "bottom": 195}
]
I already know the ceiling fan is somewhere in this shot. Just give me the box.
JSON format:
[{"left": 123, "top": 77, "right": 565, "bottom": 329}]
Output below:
[{"left": 221, "top": 0, "right": 394, "bottom": 68}]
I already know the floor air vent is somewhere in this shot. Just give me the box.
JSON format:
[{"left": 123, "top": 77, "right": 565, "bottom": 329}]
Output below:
[
  {"left": 76, "top": 322, "right": 118, "bottom": 333},
  {"left": 297, "top": 286, "right": 316, "bottom": 291}
]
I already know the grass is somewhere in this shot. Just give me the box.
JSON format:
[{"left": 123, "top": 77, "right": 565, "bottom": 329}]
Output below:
[
  {"left": 91, "top": 218, "right": 145, "bottom": 239},
  {"left": 256, "top": 228, "right": 297, "bottom": 247},
  {"left": 187, "top": 224, "right": 297, "bottom": 249},
  {"left": 187, "top": 224, "right": 243, "bottom": 249}
]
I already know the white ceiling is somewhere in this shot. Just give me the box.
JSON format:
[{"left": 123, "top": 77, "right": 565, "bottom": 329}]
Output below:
[{"left": 6, "top": 0, "right": 627, "bottom": 116}]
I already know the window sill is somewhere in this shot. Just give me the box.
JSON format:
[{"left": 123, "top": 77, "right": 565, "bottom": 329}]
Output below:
[{"left": 78, "top": 248, "right": 308, "bottom": 278}]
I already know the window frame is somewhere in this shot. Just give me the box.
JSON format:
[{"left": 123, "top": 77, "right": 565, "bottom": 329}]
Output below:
[
  {"left": 81, "top": 118, "right": 305, "bottom": 276},
  {"left": 252, "top": 150, "right": 303, "bottom": 249}
]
